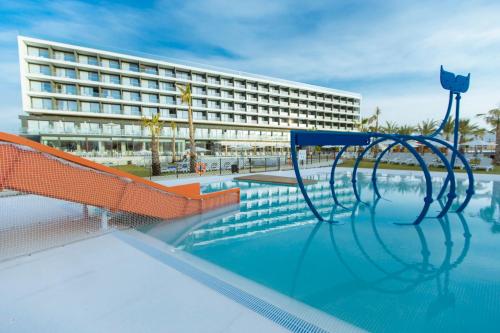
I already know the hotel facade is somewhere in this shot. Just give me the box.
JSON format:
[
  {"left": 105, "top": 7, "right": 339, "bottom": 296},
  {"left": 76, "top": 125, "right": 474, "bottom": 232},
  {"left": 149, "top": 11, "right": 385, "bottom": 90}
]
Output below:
[{"left": 18, "top": 36, "right": 361, "bottom": 161}]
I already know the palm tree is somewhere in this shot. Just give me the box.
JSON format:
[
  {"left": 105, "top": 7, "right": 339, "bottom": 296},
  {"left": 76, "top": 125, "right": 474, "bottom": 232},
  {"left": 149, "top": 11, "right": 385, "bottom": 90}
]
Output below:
[
  {"left": 417, "top": 119, "right": 437, "bottom": 136},
  {"left": 141, "top": 113, "right": 163, "bottom": 176},
  {"left": 458, "top": 118, "right": 479, "bottom": 152},
  {"left": 380, "top": 121, "right": 399, "bottom": 134},
  {"left": 442, "top": 116, "right": 454, "bottom": 141},
  {"left": 358, "top": 117, "right": 372, "bottom": 132},
  {"left": 477, "top": 107, "right": 500, "bottom": 165},
  {"left": 397, "top": 125, "right": 415, "bottom": 136},
  {"left": 177, "top": 83, "right": 196, "bottom": 172},
  {"left": 170, "top": 121, "right": 177, "bottom": 163},
  {"left": 417, "top": 120, "right": 437, "bottom": 154},
  {"left": 372, "top": 106, "right": 381, "bottom": 132}
]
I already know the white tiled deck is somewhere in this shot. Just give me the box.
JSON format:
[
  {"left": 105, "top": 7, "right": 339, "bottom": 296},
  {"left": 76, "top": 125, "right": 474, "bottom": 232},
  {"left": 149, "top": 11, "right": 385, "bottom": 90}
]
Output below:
[{"left": 0, "top": 232, "right": 291, "bottom": 333}]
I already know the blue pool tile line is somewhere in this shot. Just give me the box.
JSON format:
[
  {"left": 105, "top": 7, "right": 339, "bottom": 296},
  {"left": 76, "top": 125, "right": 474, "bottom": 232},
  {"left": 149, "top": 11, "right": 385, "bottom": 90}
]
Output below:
[{"left": 115, "top": 231, "right": 330, "bottom": 333}]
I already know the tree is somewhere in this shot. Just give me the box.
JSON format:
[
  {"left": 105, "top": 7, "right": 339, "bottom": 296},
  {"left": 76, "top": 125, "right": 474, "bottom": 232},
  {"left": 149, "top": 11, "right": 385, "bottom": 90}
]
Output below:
[
  {"left": 358, "top": 117, "right": 372, "bottom": 132},
  {"left": 397, "top": 125, "right": 415, "bottom": 136},
  {"left": 170, "top": 121, "right": 177, "bottom": 163},
  {"left": 371, "top": 106, "right": 381, "bottom": 132},
  {"left": 416, "top": 120, "right": 437, "bottom": 154},
  {"left": 442, "top": 116, "right": 455, "bottom": 141},
  {"left": 417, "top": 119, "right": 437, "bottom": 136},
  {"left": 458, "top": 118, "right": 479, "bottom": 152},
  {"left": 477, "top": 107, "right": 500, "bottom": 165},
  {"left": 141, "top": 113, "right": 163, "bottom": 176},
  {"left": 177, "top": 83, "right": 196, "bottom": 172},
  {"left": 380, "top": 121, "right": 399, "bottom": 134}
]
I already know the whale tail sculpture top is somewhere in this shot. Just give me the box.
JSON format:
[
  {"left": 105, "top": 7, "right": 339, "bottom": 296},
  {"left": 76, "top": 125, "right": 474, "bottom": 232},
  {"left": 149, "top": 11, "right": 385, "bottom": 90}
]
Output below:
[
  {"left": 290, "top": 66, "right": 474, "bottom": 225},
  {"left": 440, "top": 65, "right": 470, "bottom": 93}
]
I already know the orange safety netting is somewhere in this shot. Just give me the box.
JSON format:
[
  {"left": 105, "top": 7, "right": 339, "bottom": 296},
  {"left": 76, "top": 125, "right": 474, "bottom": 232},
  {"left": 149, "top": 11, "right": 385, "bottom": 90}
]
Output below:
[{"left": 0, "top": 132, "right": 240, "bottom": 220}]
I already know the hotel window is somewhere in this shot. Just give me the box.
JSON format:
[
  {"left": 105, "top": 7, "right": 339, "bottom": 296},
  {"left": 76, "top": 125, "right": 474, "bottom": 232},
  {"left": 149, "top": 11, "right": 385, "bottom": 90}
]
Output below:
[
  {"left": 177, "top": 110, "right": 188, "bottom": 119},
  {"left": 124, "top": 124, "right": 141, "bottom": 135},
  {"left": 221, "top": 102, "right": 232, "bottom": 110},
  {"left": 102, "top": 74, "right": 120, "bottom": 84},
  {"left": 141, "top": 64, "right": 158, "bottom": 75},
  {"left": 159, "top": 108, "right": 170, "bottom": 117},
  {"left": 142, "top": 79, "right": 158, "bottom": 89},
  {"left": 192, "top": 98, "right": 205, "bottom": 107},
  {"left": 221, "top": 113, "right": 233, "bottom": 122},
  {"left": 27, "top": 46, "right": 49, "bottom": 58},
  {"left": 122, "top": 76, "right": 140, "bottom": 87},
  {"left": 193, "top": 111, "right": 205, "bottom": 120},
  {"left": 207, "top": 88, "right": 219, "bottom": 96},
  {"left": 101, "top": 58, "right": 120, "bottom": 69},
  {"left": 207, "top": 112, "right": 220, "bottom": 121},
  {"left": 102, "top": 103, "right": 122, "bottom": 114},
  {"left": 123, "top": 105, "right": 141, "bottom": 116},
  {"left": 78, "top": 54, "right": 99, "bottom": 66},
  {"left": 207, "top": 76, "right": 220, "bottom": 85},
  {"left": 80, "top": 86, "right": 99, "bottom": 97},
  {"left": 56, "top": 99, "right": 78, "bottom": 111},
  {"left": 164, "top": 95, "right": 176, "bottom": 105},
  {"left": 159, "top": 68, "right": 174, "bottom": 77},
  {"left": 103, "top": 123, "right": 121, "bottom": 135},
  {"left": 81, "top": 102, "right": 100, "bottom": 113},
  {"left": 27, "top": 120, "right": 40, "bottom": 134},
  {"left": 176, "top": 71, "right": 190, "bottom": 80},
  {"left": 30, "top": 81, "right": 52, "bottom": 93},
  {"left": 80, "top": 122, "right": 100, "bottom": 134},
  {"left": 195, "top": 128, "right": 209, "bottom": 138},
  {"left": 28, "top": 63, "right": 51, "bottom": 75},
  {"left": 192, "top": 86, "right": 206, "bottom": 95},
  {"left": 55, "top": 83, "right": 77, "bottom": 95},
  {"left": 63, "top": 122, "right": 76, "bottom": 133},
  {"left": 159, "top": 81, "right": 174, "bottom": 91},
  {"left": 55, "top": 67, "right": 76, "bottom": 79},
  {"left": 79, "top": 70, "right": 99, "bottom": 81},
  {"left": 123, "top": 91, "right": 140, "bottom": 101},
  {"left": 142, "top": 107, "right": 157, "bottom": 117},
  {"left": 221, "top": 78, "right": 233, "bottom": 86},
  {"left": 192, "top": 73, "right": 205, "bottom": 82},
  {"left": 53, "top": 51, "right": 76, "bottom": 62},
  {"left": 102, "top": 89, "right": 121, "bottom": 99},
  {"left": 122, "top": 62, "right": 139, "bottom": 72},
  {"left": 207, "top": 100, "right": 220, "bottom": 109},
  {"left": 142, "top": 93, "right": 159, "bottom": 103},
  {"left": 31, "top": 97, "right": 52, "bottom": 110}
]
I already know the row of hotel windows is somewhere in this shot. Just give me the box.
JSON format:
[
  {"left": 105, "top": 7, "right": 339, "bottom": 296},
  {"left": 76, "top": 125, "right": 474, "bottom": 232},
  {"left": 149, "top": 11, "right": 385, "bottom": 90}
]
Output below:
[
  {"left": 30, "top": 98, "right": 358, "bottom": 125},
  {"left": 26, "top": 46, "right": 358, "bottom": 103},
  {"left": 28, "top": 78, "right": 358, "bottom": 113},
  {"left": 25, "top": 120, "right": 289, "bottom": 139},
  {"left": 28, "top": 64, "right": 359, "bottom": 108}
]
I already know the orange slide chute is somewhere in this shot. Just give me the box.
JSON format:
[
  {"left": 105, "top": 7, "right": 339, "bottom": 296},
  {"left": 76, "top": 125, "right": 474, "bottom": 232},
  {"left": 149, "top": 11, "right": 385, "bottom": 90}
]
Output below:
[{"left": 0, "top": 132, "right": 240, "bottom": 220}]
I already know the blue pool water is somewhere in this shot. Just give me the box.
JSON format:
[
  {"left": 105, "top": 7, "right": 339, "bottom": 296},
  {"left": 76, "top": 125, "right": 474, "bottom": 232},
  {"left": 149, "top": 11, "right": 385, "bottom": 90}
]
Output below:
[{"left": 141, "top": 171, "right": 500, "bottom": 332}]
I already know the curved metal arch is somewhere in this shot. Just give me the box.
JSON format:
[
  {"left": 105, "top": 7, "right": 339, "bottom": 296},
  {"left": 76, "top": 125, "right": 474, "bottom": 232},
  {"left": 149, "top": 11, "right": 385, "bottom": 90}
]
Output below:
[
  {"left": 370, "top": 136, "right": 457, "bottom": 217},
  {"left": 351, "top": 135, "right": 434, "bottom": 225},
  {"left": 425, "top": 137, "right": 475, "bottom": 212}
]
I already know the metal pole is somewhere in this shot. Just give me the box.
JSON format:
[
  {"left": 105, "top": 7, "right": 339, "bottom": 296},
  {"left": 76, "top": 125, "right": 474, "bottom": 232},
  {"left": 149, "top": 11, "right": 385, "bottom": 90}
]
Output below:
[{"left": 220, "top": 158, "right": 222, "bottom": 175}]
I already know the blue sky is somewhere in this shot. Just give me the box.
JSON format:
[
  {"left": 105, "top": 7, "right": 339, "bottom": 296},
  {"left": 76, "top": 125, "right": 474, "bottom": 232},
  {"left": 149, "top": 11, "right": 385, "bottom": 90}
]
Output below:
[{"left": 1, "top": 0, "right": 499, "bottom": 133}]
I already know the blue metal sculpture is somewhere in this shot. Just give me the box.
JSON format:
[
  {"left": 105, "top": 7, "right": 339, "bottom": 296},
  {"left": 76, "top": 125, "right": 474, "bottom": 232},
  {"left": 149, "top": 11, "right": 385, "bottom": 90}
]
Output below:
[{"left": 290, "top": 67, "right": 474, "bottom": 225}]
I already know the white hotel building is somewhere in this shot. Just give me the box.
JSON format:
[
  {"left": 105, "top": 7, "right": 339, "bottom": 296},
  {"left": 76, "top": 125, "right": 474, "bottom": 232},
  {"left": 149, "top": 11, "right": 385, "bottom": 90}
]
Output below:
[{"left": 18, "top": 36, "right": 361, "bottom": 160}]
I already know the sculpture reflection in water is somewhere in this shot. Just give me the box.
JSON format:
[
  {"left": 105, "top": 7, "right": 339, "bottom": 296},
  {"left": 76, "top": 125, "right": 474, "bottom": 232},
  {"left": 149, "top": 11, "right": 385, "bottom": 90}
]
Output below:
[
  {"left": 291, "top": 198, "right": 471, "bottom": 319},
  {"left": 290, "top": 67, "right": 474, "bottom": 225}
]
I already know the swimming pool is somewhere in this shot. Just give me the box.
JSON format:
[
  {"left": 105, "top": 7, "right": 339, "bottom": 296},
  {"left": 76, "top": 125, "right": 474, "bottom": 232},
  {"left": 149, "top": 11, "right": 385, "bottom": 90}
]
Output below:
[{"left": 139, "top": 171, "right": 500, "bottom": 332}]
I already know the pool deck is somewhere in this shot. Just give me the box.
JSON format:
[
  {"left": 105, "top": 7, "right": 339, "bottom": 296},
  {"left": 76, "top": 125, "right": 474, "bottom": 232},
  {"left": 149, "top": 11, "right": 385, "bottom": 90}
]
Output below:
[{"left": 0, "top": 231, "right": 292, "bottom": 333}]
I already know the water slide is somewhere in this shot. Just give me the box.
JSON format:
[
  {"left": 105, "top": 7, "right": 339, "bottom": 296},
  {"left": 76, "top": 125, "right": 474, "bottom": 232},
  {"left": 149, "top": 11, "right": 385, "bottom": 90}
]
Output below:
[{"left": 0, "top": 132, "right": 240, "bottom": 220}]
